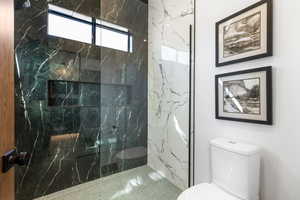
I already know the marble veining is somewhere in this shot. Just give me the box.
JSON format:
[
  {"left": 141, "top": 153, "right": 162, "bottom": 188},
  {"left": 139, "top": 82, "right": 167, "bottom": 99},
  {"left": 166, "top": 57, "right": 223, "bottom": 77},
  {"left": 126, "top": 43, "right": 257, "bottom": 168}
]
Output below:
[
  {"left": 15, "top": 0, "right": 148, "bottom": 199},
  {"left": 148, "top": 0, "right": 194, "bottom": 190}
]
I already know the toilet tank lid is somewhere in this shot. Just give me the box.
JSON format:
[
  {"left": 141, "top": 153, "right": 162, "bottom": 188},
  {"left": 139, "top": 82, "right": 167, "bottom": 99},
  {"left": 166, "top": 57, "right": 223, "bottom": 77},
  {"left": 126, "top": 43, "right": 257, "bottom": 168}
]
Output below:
[{"left": 210, "top": 138, "right": 260, "bottom": 156}]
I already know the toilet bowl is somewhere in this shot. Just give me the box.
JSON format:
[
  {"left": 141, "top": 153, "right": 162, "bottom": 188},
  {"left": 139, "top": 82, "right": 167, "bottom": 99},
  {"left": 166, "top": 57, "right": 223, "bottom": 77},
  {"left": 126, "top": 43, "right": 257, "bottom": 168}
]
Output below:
[
  {"left": 178, "top": 183, "right": 240, "bottom": 200},
  {"left": 178, "top": 138, "right": 260, "bottom": 200}
]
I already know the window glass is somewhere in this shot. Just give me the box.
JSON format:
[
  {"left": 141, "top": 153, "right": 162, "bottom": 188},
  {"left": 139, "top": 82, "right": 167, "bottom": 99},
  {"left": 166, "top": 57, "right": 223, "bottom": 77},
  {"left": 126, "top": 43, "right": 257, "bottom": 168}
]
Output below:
[
  {"left": 48, "top": 13, "right": 92, "bottom": 44},
  {"left": 48, "top": 4, "right": 132, "bottom": 52},
  {"left": 96, "top": 27, "right": 129, "bottom": 52}
]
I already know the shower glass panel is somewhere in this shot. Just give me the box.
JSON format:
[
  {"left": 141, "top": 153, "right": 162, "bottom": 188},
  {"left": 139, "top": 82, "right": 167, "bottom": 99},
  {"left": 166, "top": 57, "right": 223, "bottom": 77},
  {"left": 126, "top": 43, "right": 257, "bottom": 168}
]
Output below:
[
  {"left": 14, "top": 0, "right": 148, "bottom": 199},
  {"left": 98, "top": 0, "right": 148, "bottom": 177}
]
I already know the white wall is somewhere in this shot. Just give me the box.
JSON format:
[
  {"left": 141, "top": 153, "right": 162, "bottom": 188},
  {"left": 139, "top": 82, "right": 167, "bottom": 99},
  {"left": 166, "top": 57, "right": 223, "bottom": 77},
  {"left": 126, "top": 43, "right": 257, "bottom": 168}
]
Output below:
[{"left": 195, "top": 0, "right": 300, "bottom": 199}]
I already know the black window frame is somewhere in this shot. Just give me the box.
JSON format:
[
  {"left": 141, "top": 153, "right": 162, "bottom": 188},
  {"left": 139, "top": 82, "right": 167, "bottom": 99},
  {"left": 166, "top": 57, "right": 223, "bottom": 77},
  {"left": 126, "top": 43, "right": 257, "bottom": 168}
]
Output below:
[{"left": 47, "top": 6, "right": 133, "bottom": 52}]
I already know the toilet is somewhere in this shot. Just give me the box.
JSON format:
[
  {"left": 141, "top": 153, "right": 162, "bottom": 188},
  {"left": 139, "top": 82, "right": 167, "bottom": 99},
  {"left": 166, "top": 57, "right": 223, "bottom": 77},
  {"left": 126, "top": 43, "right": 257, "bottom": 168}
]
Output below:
[{"left": 178, "top": 138, "right": 260, "bottom": 200}]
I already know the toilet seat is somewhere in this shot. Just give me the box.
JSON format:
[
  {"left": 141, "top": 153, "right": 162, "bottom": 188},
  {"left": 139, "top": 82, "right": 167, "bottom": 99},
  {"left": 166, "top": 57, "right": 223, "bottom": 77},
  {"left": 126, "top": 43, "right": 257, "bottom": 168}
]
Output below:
[{"left": 177, "top": 183, "right": 240, "bottom": 200}]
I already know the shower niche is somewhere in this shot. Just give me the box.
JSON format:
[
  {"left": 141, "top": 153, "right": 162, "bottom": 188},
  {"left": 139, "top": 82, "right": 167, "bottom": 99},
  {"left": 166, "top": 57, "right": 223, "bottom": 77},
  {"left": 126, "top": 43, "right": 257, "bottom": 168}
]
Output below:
[{"left": 48, "top": 80, "right": 132, "bottom": 107}]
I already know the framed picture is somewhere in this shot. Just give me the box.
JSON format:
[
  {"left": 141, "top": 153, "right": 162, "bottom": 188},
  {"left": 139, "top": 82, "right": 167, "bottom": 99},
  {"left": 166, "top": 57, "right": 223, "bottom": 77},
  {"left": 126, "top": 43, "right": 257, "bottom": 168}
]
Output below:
[
  {"left": 215, "top": 67, "right": 272, "bottom": 125},
  {"left": 216, "top": 0, "right": 273, "bottom": 67}
]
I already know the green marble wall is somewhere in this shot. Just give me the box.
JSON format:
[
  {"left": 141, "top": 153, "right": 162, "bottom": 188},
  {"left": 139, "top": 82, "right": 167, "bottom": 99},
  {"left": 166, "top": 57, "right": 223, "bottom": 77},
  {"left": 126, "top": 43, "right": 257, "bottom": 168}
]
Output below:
[{"left": 15, "top": 0, "right": 148, "bottom": 199}]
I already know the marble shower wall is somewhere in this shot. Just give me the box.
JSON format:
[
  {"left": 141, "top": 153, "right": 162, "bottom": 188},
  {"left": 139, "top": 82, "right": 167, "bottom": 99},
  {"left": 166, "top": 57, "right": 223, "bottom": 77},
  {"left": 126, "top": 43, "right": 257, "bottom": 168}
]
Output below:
[
  {"left": 14, "top": 0, "right": 147, "bottom": 200},
  {"left": 148, "top": 0, "right": 194, "bottom": 190}
]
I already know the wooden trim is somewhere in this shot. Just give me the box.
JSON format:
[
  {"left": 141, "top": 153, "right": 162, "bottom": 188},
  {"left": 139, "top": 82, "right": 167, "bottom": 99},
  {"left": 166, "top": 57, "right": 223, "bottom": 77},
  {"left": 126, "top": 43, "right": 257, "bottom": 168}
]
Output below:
[{"left": 0, "top": 0, "right": 15, "bottom": 200}]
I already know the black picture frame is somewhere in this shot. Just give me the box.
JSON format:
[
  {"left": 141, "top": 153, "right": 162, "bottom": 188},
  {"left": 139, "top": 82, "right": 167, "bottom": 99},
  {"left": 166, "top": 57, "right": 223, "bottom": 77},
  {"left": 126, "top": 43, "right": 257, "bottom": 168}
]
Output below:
[
  {"left": 216, "top": 0, "right": 273, "bottom": 67},
  {"left": 215, "top": 66, "right": 272, "bottom": 125}
]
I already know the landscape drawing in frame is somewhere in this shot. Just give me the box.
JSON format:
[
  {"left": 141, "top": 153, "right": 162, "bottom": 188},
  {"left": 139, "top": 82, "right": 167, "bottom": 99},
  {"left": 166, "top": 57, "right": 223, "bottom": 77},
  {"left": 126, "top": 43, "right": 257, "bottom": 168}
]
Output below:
[
  {"left": 216, "top": 0, "right": 273, "bottom": 67},
  {"left": 215, "top": 67, "right": 272, "bottom": 125}
]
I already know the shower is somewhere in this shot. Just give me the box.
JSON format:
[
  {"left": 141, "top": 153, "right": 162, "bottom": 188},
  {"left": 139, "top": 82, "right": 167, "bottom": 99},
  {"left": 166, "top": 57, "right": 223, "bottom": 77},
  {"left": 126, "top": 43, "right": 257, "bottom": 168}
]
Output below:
[{"left": 11, "top": 0, "right": 195, "bottom": 199}]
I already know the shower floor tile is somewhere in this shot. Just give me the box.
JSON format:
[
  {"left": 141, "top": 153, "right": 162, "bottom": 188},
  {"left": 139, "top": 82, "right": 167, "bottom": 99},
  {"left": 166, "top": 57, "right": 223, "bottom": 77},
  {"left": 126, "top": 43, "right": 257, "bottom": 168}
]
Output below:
[{"left": 35, "top": 166, "right": 182, "bottom": 200}]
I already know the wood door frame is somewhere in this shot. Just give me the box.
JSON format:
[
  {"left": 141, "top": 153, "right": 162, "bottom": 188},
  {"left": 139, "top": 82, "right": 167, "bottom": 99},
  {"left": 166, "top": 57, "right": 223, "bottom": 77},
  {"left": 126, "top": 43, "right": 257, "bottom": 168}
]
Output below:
[{"left": 0, "top": 0, "right": 15, "bottom": 200}]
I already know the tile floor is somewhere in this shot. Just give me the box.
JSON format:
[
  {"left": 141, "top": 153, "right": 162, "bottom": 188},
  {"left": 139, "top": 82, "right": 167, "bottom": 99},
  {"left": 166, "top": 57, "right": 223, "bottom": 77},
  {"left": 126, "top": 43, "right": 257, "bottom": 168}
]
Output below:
[{"left": 35, "top": 166, "right": 182, "bottom": 200}]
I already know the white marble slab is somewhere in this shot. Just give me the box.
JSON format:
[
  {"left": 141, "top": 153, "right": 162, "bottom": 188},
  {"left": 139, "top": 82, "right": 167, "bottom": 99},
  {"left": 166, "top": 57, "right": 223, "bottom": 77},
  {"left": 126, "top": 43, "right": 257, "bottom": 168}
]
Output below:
[{"left": 148, "top": 0, "right": 194, "bottom": 190}]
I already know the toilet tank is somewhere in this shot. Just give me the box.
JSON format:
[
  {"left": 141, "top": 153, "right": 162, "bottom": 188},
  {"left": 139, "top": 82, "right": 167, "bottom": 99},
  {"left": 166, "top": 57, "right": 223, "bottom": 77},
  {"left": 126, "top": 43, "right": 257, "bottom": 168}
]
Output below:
[{"left": 210, "top": 138, "right": 260, "bottom": 200}]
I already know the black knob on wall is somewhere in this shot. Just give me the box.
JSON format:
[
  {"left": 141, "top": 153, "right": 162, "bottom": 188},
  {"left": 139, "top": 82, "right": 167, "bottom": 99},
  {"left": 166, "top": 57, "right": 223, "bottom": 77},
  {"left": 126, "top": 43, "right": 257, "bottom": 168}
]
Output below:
[{"left": 2, "top": 149, "right": 30, "bottom": 173}]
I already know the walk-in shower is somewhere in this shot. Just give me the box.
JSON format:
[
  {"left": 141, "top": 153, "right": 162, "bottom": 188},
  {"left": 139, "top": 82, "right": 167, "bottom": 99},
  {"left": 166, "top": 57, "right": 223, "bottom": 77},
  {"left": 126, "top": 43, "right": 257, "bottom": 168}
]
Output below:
[{"left": 14, "top": 0, "right": 195, "bottom": 199}]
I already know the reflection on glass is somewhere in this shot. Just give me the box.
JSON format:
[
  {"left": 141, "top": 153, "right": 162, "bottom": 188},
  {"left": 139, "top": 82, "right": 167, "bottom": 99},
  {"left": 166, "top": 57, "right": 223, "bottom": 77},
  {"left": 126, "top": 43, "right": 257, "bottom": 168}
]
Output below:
[{"left": 161, "top": 45, "right": 189, "bottom": 65}]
